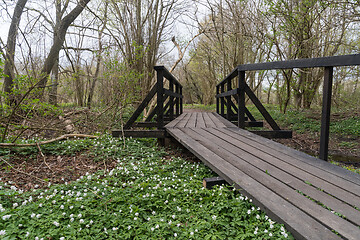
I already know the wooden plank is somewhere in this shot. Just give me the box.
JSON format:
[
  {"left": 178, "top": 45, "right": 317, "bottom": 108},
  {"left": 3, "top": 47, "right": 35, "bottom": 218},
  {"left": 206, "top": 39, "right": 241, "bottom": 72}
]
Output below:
[
  {"left": 112, "top": 130, "right": 167, "bottom": 138},
  {"left": 167, "top": 128, "right": 341, "bottom": 240},
  {"left": 207, "top": 112, "right": 227, "bottom": 128},
  {"left": 196, "top": 112, "right": 206, "bottom": 128},
  {"left": 124, "top": 84, "right": 157, "bottom": 129},
  {"left": 225, "top": 126, "right": 360, "bottom": 186},
  {"left": 165, "top": 113, "right": 187, "bottom": 128},
  {"left": 185, "top": 127, "right": 360, "bottom": 240},
  {"left": 221, "top": 127, "right": 360, "bottom": 198},
  {"left": 186, "top": 113, "right": 197, "bottom": 128},
  {"left": 202, "top": 112, "right": 217, "bottom": 128},
  {"left": 212, "top": 113, "right": 237, "bottom": 127},
  {"left": 205, "top": 127, "right": 360, "bottom": 226},
  {"left": 176, "top": 113, "right": 191, "bottom": 128}
]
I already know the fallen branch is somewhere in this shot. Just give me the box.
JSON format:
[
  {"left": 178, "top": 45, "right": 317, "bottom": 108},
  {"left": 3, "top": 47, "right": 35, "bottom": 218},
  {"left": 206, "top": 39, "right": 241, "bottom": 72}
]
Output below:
[
  {"left": 36, "top": 142, "right": 53, "bottom": 172},
  {"left": 0, "top": 156, "right": 46, "bottom": 183},
  {"left": 0, "top": 134, "right": 99, "bottom": 148}
]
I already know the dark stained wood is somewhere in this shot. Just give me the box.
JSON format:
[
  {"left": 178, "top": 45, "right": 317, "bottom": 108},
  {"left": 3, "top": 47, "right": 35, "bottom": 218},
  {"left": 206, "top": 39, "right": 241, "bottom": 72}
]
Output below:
[
  {"left": 232, "top": 121, "right": 264, "bottom": 127},
  {"left": 226, "top": 78, "right": 232, "bottom": 120},
  {"left": 164, "top": 89, "right": 183, "bottom": 99},
  {"left": 244, "top": 84, "right": 281, "bottom": 131},
  {"left": 216, "top": 85, "right": 220, "bottom": 114},
  {"left": 156, "top": 68, "right": 164, "bottom": 129},
  {"left": 218, "top": 54, "right": 360, "bottom": 87},
  {"left": 124, "top": 84, "right": 157, "bottom": 129},
  {"left": 238, "top": 70, "right": 246, "bottom": 128},
  {"left": 167, "top": 127, "right": 342, "bottom": 240},
  {"left": 215, "top": 88, "right": 238, "bottom": 98},
  {"left": 220, "top": 83, "right": 225, "bottom": 116},
  {"left": 203, "top": 176, "right": 228, "bottom": 189},
  {"left": 250, "top": 130, "right": 292, "bottom": 139},
  {"left": 132, "top": 121, "right": 170, "bottom": 128},
  {"left": 319, "top": 67, "right": 333, "bottom": 161},
  {"left": 154, "top": 66, "right": 181, "bottom": 86}
]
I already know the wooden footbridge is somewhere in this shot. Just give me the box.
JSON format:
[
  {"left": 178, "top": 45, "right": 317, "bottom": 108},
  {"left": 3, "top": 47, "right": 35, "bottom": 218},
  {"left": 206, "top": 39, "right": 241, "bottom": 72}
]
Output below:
[{"left": 113, "top": 55, "right": 360, "bottom": 240}]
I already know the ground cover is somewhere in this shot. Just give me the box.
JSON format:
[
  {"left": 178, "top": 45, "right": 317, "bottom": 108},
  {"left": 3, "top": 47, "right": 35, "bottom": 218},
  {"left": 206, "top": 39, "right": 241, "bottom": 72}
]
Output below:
[{"left": 0, "top": 136, "right": 292, "bottom": 239}]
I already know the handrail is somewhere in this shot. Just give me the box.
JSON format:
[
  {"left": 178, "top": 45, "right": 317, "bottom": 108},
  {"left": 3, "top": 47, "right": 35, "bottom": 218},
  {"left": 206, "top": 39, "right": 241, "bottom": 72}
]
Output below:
[
  {"left": 154, "top": 66, "right": 183, "bottom": 129},
  {"left": 217, "top": 54, "right": 360, "bottom": 86},
  {"left": 216, "top": 54, "right": 360, "bottom": 161},
  {"left": 122, "top": 66, "right": 183, "bottom": 131}
]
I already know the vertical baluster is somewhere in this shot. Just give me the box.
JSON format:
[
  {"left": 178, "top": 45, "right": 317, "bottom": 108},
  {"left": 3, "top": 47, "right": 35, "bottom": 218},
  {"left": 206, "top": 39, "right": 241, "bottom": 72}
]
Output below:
[
  {"left": 157, "top": 68, "right": 164, "bottom": 129},
  {"left": 226, "top": 78, "right": 232, "bottom": 120},
  {"left": 319, "top": 67, "right": 333, "bottom": 161},
  {"left": 216, "top": 85, "right": 220, "bottom": 114},
  {"left": 238, "top": 70, "right": 246, "bottom": 129},
  {"left": 169, "top": 78, "right": 174, "bottom": 120},
  {"left": 220, "top": 83, "right": 225, "bottom": 117}
]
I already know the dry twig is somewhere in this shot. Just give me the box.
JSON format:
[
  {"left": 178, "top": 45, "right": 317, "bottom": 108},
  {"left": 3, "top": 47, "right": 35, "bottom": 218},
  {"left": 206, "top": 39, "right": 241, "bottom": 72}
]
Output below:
[
  {"left": 0, "top": 134, "right": 99, "bottom": 148},
  {"left": 0, "top": 156, "right": 46, "bottom": 183}
]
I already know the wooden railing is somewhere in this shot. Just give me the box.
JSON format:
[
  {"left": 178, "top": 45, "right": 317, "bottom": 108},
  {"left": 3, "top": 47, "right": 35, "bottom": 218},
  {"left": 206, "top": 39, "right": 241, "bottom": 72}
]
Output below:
[
  {"left": 216, "top": 54, "right": 360, "bottom": 161},
  {"left": 113, "top": 66, "right": 183, "bottom": 138}
]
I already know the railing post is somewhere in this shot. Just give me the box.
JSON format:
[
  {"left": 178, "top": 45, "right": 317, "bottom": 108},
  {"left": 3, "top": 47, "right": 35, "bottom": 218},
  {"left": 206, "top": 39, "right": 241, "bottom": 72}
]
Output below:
[
  {"left": 319, "top": 66, "right": 333, "bottom": 161},
  {"left": 157, "top": 68, "right": 164, "bottom": 129},
  {"left": 226, "top": 78, "right": 232, "bottom": 120},
  {"left": 180, "top": 86, "right": 183, "bottom": 114},
  {"left": 238, "top": 70, "right": 246, "bottom": 129},
  {"left": 175, "top": 84, "right": 180, "bottom": 116},
  {"left": 220, "top": 83, "right": 225, "bottom": 117},
  {"left": 216, "top": 85, "right": 220, "bottom": 114},
  {"left": 169, "top": 78, "right": 174, "bottom": 120}
]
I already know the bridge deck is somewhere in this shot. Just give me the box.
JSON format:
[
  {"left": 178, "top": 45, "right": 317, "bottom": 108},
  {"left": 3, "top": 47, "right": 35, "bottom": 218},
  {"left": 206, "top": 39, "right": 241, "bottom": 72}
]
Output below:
[{"left": 165, "top": 112, "right": 360, "bottom": 240}]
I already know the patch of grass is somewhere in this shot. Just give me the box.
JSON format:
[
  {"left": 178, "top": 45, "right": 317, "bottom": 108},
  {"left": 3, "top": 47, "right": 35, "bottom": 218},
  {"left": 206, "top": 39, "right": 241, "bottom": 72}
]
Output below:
[
  {"left": 339, "top": 141, "right": 357, "bottom": 148},
  {"left": 0, "top": 136, "right": 292, "bottom": 239},
  {"left": 330, "top": 161, "right": 360, "bottom": 175}
]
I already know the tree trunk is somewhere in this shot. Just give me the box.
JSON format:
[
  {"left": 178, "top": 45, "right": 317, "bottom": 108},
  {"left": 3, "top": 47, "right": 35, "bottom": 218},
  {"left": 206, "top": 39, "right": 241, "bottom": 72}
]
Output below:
[
  {"left": 38, "top": 0, "right": 91, "bottom": 96},
  {"left": 3, "top": 0, "right": 28, "bottom": 103},
  {"left": 49, "top": 0, "right": 62, "bottom": 106}
]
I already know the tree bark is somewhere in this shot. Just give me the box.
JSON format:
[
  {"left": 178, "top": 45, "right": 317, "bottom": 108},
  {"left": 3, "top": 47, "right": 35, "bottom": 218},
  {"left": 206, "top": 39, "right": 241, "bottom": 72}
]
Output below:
[
  {"left": 38, "top": 0, "right": 91, "bottom": 96},
  {"left": 3, "top": 0, "right": 28, "bottom": 103},
  {"left": 49, "top": 0, "right": 62, "bottom": 106}
]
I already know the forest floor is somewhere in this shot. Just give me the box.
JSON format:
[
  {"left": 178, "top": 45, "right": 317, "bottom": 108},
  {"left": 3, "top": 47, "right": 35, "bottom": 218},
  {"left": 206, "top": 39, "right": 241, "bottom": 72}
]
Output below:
[{"left": 1, "top": 104, "right": 359, "bottom": 192}]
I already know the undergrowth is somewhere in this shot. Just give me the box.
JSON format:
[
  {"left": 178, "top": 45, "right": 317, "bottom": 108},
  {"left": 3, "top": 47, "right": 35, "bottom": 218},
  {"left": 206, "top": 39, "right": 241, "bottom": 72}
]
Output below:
[{"left": 0, "top": 136, "right": 292, "bottom": 239}]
